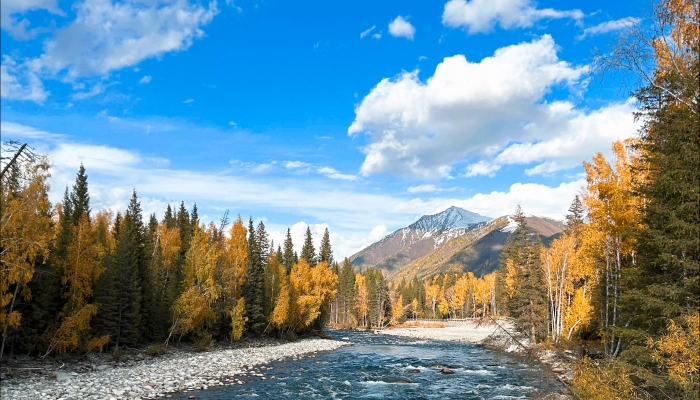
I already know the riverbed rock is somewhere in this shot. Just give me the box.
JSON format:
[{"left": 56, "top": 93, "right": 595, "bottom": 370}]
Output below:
[
  {"left": 440, "top": 368, "right": 454, "bottom": 374},
  {"left": 0, "top": 338, "right": 350, "bottom": 400},
  {"left": 407, "top": 369, "right": 421, "bottom": 373}
]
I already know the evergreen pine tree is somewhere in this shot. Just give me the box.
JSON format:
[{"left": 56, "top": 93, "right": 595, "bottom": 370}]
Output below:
[
  {"left": 300, "top": 227, "right": 316, "bottom": 266},
  {"left": 282, "top": 228, "right": 295, "bottom": 273},
  {"left": 319, "top": 227, "right": 333, "bottom": 266},
  {"left": 244, "top": 218, "right": 265, "bottom": 334},
  {"left": 164, "top": 204, "right": 175, "bottom": 228},
  {"left": 69, "top": 164, "right": 90, "bottom": 225}
]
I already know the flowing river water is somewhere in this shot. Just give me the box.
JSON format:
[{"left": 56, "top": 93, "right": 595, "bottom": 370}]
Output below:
[{"left": 169, "top": 330, "right": 565, "bottom": 399}]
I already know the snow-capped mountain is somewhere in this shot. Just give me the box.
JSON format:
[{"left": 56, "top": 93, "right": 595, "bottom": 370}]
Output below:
[
  {"left": 349, "top": 207, "right": 491, "bottom": 274},
  {"left": 409, "top": 206, "right": 492, "bottom": 232},
  {"left": 350, "top": 208, "right": 565, "bottom": 281}
]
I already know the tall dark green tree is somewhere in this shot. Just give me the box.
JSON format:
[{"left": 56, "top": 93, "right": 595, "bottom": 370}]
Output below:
[
  {"left": 319, "top": 227, "right": 333, "bottom": 266},
  {"left": 244, "top": 218, "right": 265, "bottom": 334},
  {"left": 69, "top": 164, "right": 90, "bottom": 226},
  {"left": 282, "top": 229, "right": 295, "bottom": 273},
  {"left": 300, "top": 227, "right": 316, "bottom": 266}
]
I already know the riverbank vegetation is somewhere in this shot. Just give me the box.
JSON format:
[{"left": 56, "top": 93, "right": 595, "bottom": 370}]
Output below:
[
  {"left": 496, "top": 0, "right": 699, "bottom": 397},
  {"left": 0, "top": 161, "right": 339, "bottom": 359}
]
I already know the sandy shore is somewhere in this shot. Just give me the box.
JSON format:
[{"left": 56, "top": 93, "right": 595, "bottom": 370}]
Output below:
[
  {"left": 0, "top": 338, "right": 349, "bottom": 400},
  {"left": 379, "top": 320, "right": 509, "bottom": 343}
]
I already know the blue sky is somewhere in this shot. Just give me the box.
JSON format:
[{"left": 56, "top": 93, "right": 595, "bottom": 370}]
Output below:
[{"left": 1, "top": 0, "right": 643, "bottom": 258}]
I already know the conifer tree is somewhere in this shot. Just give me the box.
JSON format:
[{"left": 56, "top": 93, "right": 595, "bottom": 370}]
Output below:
[
  {"left": 69, "top": 164, "right": 90, "bottom": 226},
  {"left": 112, "top": 209, "right": 143, "bottom": 347},
  {"left": 244, "top": 218, "right": 265, "bottom": 334},
  {"left": 319, "top": 227, "right": 333, "bottom": 265},
  {"left": 300, "top": 227, "right": 316, "bottom": 266},
  {"left": 282, "top": 228, "right": 295, "bottom": 273},
  {"left": 164, "top": 204, "right": 176, "bottom": 228}
]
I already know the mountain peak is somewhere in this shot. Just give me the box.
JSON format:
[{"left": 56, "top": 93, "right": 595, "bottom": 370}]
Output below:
[{"left": 408, "top": 206, "right": 491, "bottom": 232}]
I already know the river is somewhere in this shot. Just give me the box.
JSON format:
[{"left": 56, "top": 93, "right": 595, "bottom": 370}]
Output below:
[{"left": 168, "top": 330, "right": 565, "bottom": 399}]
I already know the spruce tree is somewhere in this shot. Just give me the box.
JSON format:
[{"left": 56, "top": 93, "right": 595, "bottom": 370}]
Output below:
[
  {"left": 128, "top": 190, "right": 152, "bottom": 341},
  {"left": 244, "top": 218, "right": 265, "bottom": 334},
  {"left": 282, "top": 228, "right": 295, "bottom": 273},
  {"left": 112, "top": 211, "right": 143, "bottom": 347},
  {"left": 319, "top": 227, "right": 333, "bottom": 265},
  {"left": 300, "top": 227, "right": 316, "bottom": 266},
  {"left": 69, "top": 164, "right": 90, "bottom": 225},
  {"left": 164, "top": 204, "right": 176, "bottom": 228}
]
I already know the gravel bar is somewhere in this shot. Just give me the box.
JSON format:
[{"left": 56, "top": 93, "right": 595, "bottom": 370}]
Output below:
[{"left": 0, "top": 338, "right": 349, "bottom": 400}]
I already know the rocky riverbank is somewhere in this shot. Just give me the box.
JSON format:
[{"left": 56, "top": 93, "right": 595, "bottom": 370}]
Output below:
[
  {"left": 380, "top": 319, "right": 577, "bottom": 389},
  {"left": 0, "top": 338, "right": 349, "bottom": 400}
]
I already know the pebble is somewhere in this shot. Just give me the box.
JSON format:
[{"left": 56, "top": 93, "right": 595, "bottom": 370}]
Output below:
[{"left": 1, "top": 339, "right": 348, "bottom": 400}]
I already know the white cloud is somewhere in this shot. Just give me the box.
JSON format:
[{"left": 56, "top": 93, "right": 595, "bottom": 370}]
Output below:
[
  {"left": 350, "top": 35, "right": 597, "bottom": 179},
  {"left": 396, "top": 180, "right": 585, "bottom": 220},
  {"left": 408, "top": 184, "right": 438, "bottom": 193},
  {"left": 139, "top": 75, "right": 152, "bottom": 84},
  {"left": 0, "top": 121, "right": 64, "bottom": 140},
  {"left": 0, "top": 0, "right": 64, "bottom": 40},
  {"left": 492, "top": 100, "right": 638, "bottom": 175},
  {"left": 40, "top": 0, "right": 218, "bottom": 79},
  {"left": 368, "top": 224, "right": 388, "bottom": 241},
  {"left": 229, "top": 159, "right": 276, "bottom": 174},
  {"left": 388, "top": 16, "right": 415, "bottom": 40},
  {"left": 0, "top": 56, "right": 48, "bottom": 102},
  {"left": 284, "top": 160, "right": 312, "bottom": 169},
  {"left": 577, "top": 17, "right": 640, "bottom": 39},
  {"left": 464, "top": 161, "right": 499, "bottom": 177},
  {"left": 228, "top": 121, "right": 237, "bottom": 126},
  {"left": 372, "top": 32, "right": 382, "bottom": 40},
  {"left": 360, "top": 25, "right": 376, "bottom": 39},
  {"left": 317, "top": 167, "right": 356, "bottom": 181},
  {"left": 183, "top": 98, "right": 194, "bottom": 104},
  {"left": 72, "top": 83, "right": 106, "bottom": 100},
  {"left": 442, "top": 0, "right": 583, "bottom": 34}
]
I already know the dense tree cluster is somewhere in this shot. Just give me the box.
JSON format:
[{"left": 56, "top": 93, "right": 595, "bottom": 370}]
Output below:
[
  {"left": 0, "top": 165, "right": 338, "bottom": 358},
  {"left": 495, "top": 1, "right": 699, "bottom": 396}
]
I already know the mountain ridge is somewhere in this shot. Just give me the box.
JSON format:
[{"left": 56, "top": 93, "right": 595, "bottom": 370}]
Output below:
[{"left": 350, "top": 207, "right": 565, "bottom": 281}]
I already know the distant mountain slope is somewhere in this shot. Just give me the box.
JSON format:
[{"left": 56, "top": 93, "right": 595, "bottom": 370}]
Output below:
[
  {"left": 351, "top": 208, "right": 566, "bottom": 283},
  {"left": 350, "top": 206, "right": 492, "bottom": 273},
  {"left": 391, "top": 215, "right": 566, "bottom": 282}
]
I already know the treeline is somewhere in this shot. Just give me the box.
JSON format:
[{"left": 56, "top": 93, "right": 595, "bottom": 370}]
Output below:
[
  {"left": 493, "top": 0, "right": 699, "bottom": 396},
  {"left": 328, "top": 261, "right": 498, "bottom": 329},
  {"left": 0, "top": 164, "right": 338, "bottom": 358}
]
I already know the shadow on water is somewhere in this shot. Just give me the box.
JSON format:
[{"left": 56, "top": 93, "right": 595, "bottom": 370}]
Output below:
[{"left": 166, "top": 330, "right": 566, "bottom": 399}]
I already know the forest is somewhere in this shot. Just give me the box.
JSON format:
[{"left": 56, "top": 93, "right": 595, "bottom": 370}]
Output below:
[{"left": 1, "top": 0, "right": 697, "bottom": 398}]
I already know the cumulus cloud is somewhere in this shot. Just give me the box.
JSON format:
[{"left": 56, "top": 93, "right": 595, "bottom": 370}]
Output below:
[
  {"left": 39, "top": 0, "right": 218, "bottom": 79},
  {"left": 0, "top": 0, "right": 65, "bottom": 40},
  {"left": 139, "top": 75, "right": 152, "bottom": 84},
  {"left": 388, "top": 16, "right": 415, "bottom": 40},
  {"left": 577, "top": 17, "right": 640, "bottom": 39},
  {"left": 442, "top": 0, "right": 583, "bottom": 34},
  {"left": 349, "top": 35, "right": 603, "bottom": 179},
  {"left": 183, "top": 98, "right": 194, "bottom": 104},
  {"left": 1, "top": 56, "right": 48, "bottom": 102}
]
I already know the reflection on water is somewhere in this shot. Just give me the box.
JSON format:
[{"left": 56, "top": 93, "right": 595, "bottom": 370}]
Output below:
[{"left": 169, "top": 330, "right": 565, "bottom": 399}]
